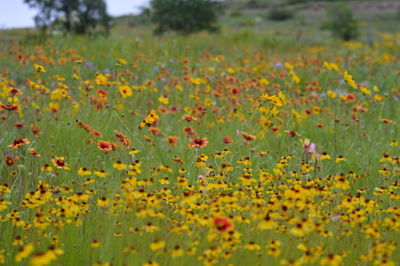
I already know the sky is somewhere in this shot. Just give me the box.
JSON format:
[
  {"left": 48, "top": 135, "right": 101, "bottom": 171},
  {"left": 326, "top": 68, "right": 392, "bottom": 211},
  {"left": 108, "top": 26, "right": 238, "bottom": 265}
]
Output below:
[{"left": 0, "top": 0, "right": 151, "bottom": 29}]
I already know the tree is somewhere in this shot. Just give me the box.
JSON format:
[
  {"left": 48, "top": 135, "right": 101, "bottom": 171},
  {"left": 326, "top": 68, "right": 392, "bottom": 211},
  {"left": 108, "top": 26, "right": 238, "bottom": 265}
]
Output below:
[
  {"left": 24, "top": 0, "right": 111, "bottom": 34},
  {"left": 150, "top": 0, "right": 221, "bottom": 35},
  {"left": 323, "top": 4, "right": 358, "bottom": 41}
]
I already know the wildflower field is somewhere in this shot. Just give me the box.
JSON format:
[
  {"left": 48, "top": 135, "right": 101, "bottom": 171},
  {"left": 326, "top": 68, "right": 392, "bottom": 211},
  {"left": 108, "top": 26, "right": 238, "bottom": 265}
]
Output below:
[{"left": 0, "top": 23, "right": 399, "bottom": 266}]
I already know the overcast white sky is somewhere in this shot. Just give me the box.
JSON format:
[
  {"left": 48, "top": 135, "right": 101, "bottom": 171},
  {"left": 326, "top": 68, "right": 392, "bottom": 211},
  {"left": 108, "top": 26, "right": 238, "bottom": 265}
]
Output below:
[{"left": 0, "top": 0, "right": 151, "bottom": 29}]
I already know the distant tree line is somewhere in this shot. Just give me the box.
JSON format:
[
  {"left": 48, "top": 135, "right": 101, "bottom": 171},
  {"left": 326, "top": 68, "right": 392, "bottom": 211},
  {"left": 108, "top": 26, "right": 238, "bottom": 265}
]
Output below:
[
  {"left": 24, "top": 0, "right": 110, "bottom": 34},
  {"left": 24, "top": 0, "right": 364, "bottom": 41}
]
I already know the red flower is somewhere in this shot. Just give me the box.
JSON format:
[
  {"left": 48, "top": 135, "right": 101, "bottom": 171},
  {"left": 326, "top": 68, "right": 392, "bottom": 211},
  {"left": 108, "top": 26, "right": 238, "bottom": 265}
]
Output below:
[
  {"left": 213, "top": 217, "right": 232, "bottom": 232},
  {"left": 76, "top": 120, "right": 103, "bottom": 138},
  {"left": 189, "top": 137, "right": 208, "bottom": 148},
  {"left": 0, "top": 103, "right": 19, "bottom": 111},
  {"left": 182, "top": 115, "right": 197, "bottom": 122},
  {"left": 97, "top": 89, "right": 108, "bottom": 99},
  {"left": 114, "top": 130, "right": 131, "bottom": 148},
  {"left": 149, "top": 127, "right": 161, "bottom": 135},
  {"left": 285, "top": 130, "right": 300, "bottom": 137},
  {"left": 223, "top": 136, "right": 233, "bottom": 144},
  {"left": 97, "top": 141, "right": 112, "bottom": 152},
  {"left": 14, "top": 123, "right": 25, "bottom": 128},
  {"left": 183, "top": 126, "right": 197, "bottom": 137},
  {"left": 159, "top": 107, "right": 167, "bottom": 114},
  {"left": 241, "top": 132, "right": 256, "bottom": 141},
  {"left": 167, "top": 136, "right": 179, "bottom": 146},
  {"left": 4, "top": 153, "right": 18, "bottom": 166},
  {"left": 30, "top": 124, "right": 40, "bottom": 137},
  {"left": 8, "top": 138, "right": 30, "bottom": 149},
  {"left": 230, "top": 87, "right": 240, "bottom": 95}
]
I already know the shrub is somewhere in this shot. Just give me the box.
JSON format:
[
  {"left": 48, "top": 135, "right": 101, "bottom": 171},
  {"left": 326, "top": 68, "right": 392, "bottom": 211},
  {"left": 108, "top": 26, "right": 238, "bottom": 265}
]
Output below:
[
  {"left": 322, "top": 4, "right": 359, "bottom": 41},
  {"left": 246, "top": 0, "right": 269, "bottom": 9},
  {"left": 268, "top": 6, "right": 294, "bottom": 21},
  {"left": 287, "top": 0, "right": 307, "bottom": 4},
  {"left": 150, "top": 0, "right": 221, "bottom": 35},
  {"left": 230, "top": 9, "right": 243, "bottom": 17}
]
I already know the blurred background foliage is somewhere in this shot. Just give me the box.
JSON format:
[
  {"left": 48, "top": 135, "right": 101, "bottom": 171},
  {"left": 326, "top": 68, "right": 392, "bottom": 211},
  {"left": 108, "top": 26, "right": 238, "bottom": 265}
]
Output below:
[{"left": 1, "top": 0, "right": 399, "bottom": 44}]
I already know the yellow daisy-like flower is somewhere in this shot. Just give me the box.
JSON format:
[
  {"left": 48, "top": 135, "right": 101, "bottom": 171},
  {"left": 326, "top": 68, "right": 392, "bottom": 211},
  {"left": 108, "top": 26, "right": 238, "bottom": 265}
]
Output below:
[
  {"left": 97, "top": 197, "right": 109, "bottom": 208},
  {"left": 335, "top": 156, "right": 346, "bottom": 163},
  {"left": 94, "top": 170, "right": 108, "bottom": 178},
  {"left": 113, "top": 161, "right": 126, "bottom": 171},
  {"left": 77, "top": 167, "right": 92, "bottom": 176},
  {"left": 143, "top": 261, "right": 159, "bottom": 266},
  {"left": 150, "top": 240, "right": 165, "bottom": 250},
  {"left": 119, "top": 85, "right": 133, "bottom": 98},
  {"left": 129, "top": 148, "right": 140, "bottom": 155},
  {"left": 15, "top": 243, "right": 34, "bottom": 262},
  {"left": 34, "top": 64, "right": 46, "bottom": 73},
  {"left": 51, "top": 156, "right": 70, "bottom": 170}
]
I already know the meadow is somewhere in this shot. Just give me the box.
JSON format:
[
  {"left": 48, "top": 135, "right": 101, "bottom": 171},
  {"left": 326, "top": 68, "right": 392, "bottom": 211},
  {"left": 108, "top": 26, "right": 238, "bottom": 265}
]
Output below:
[{"left": 0, "top": 5, "right": 399, "bottom": 265}]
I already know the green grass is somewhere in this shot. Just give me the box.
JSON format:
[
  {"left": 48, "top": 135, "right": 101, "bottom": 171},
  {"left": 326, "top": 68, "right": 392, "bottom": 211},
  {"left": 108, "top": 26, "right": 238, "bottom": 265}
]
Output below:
[{"left": 0, "top": 5, "right": 399, "bottom": 265}]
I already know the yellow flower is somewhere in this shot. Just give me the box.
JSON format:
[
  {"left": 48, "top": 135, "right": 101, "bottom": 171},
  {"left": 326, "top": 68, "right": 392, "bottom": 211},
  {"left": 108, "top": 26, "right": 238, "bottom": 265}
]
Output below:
[
  {"left": 267, "top": 240, "right": 281, "bottom": 248},
  {"left": 29, "top": 251, "right": 56, "bottom": 266},
  {"left": 171, "top": 246, "right": 184, "bottom": 257},
  {"left": 143, "top": 261, "right": 159, "bottom": 266},
  {"left": 327, "top": 90, "right": 337, "bottom": 98},
  {"left": 50, "top": 89, "right": 69, "bottom": 101},
  {"left": 290, "top": 70, "right": 300, "bottom": 84},
  {"left": 15, "top": 243, "right": 34, "bottom": 262},
  {"left": 335, "top": 156, "right": 346, "bottom": 163},
  {"left": 284, "top": 62, "right": 293, "bottom": 70},
  {"left": 94, "top": 170, "right": 107, "bottom": 178},
  {"left": 260, "top": 78, "right": 270, "bottom": 85},
  {"left": 150, "top": 240, "right": 165, "bottom": 250},
  {"left": 116, "top": 58, "right": 127, "bottom": 65},
  {"left": 335, "top": 175, "right": 350, "bottom": 190},
  {"left": 321, "top": 152, "right": 331, "bottom": 160},
  {"left": 119, "top": 85, "right": 133, "bottom": 98},
  {"left": 34, "top": 64, "right": 46, "bottom": 72},
  {"left": 113, "top": 161, "right": 126, "bottom": 171},
  {"left": 41, "top": 164, "right": 53, "bottom": 172},
  {"left": 179, "top": 168, "right": 187, "bottom": 174},
  {"left": 122, "top": 246, "right": 137, "bottom": 254},
  {"left": 97, "top": 197, "right": 109, "bottom": 208},
  {"left": 258, "top": 216, "right": 277, "bottom": 230},
  {"left": 267, "top": 95, "right": 283, "bottom": 107},
  {"left": 320, "top": 254, "right": 345, "bottom": 266},
  {"left": 158, "top": 95, "right": 169, "bottom": 105},
  {"left": 159, "top": 177, "right": 170, "bottom": 185},
  {"left": 0, "top": 249, "right": 4, "bottom": 264},
  {"left": 244, "top": 241, "right": 261, "bottom": 250},
  {"left": 360, "top": 87, "right": 371, "bottom": 95},
  {"left": 129, "top": 148, "right": 140, "bottom": 155},
  {"left": 267, "top": 247, "right": 281, "bottom": 257},
  {"left": 48, "top": 102, "right": 60, "bottom": 113},
  {"left": 83, "top": 178, "right": 95, "bottom": 185},
  {"left": 373, "top": 94, "right": 384, "bottom": 101},
  {"left": 343, "top": 71, "right": 357, "bottom": 89},
  {"left": 95, "top": 73, "right": 108, "bottom": 85},
  {"left": 139, "top": 109, "right": 160, "bottom": 128},
  {"left": 12, "top": 235, "right": 23, "bottom": 246},
  {"left": 390, "top": 140, "right": 398, "bottom": 146},
  {"left": 30, "top": 247, "right": 63, "bottom": 266},
  {"left": 78, "top": 168, "right": 92, "bottom": 176},
  {"left": 51, "top": 156, "right": 70, "bottom": 170}
]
